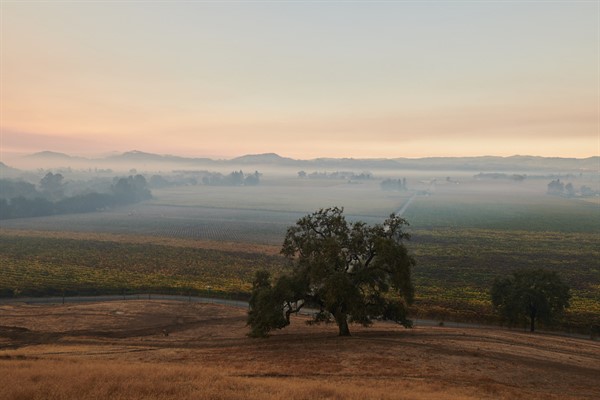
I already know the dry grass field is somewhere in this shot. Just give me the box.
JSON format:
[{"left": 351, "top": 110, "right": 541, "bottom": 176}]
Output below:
[{"left": 0, "top": 301, "right": 598, "bottom": 400}]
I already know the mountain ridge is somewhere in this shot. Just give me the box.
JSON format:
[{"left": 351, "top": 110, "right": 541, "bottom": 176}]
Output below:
[{"left": 18, "top": 151, "right": 600, "bottom": 172}]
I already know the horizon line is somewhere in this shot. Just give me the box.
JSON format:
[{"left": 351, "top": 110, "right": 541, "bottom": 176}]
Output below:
[{"left": 3, "top": 149, "right": 598, "bottom": 162}]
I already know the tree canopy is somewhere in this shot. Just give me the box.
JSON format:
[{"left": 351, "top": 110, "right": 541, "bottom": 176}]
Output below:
[
  {"left": 491, "top": 269, "right": 570, "bottom": 332},
  {"left": 247, "top": 207, "right": 415, "bottom": 337}
]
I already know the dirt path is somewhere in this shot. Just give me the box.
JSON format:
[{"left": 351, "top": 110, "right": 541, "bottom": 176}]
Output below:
[{"left": 396, "top": 193, "right": 418, "bottom": 216}]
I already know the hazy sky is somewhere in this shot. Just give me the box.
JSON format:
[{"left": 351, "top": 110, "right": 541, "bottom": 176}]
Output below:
[{"left": 1, "top": 1, "right": 598, "bottom": 159}]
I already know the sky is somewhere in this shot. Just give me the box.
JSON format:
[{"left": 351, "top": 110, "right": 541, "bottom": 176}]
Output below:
[{"left": 1, "top": 0, "right": 598, "bottom": 160}]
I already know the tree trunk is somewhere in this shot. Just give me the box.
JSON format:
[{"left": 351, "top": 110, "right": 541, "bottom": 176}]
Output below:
[
  {"left": 336, "top": 313, "right": 351, "bottom": 336},
  {"left": 529, "top": 308, "right": 537, "bottom": 332}
]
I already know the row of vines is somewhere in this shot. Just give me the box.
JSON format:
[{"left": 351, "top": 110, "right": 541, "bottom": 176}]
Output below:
[{"left": 1, "top": 228, "right": 598, "bottom": 333}]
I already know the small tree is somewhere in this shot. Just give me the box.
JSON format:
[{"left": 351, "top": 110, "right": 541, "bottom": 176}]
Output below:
[
  {"left": 111, "top": 175, "right": 152, "bottom": 204},
  {"left": 565, "top": 183, "right": 575, "bottom": 197},
  {"left": 491, "top": 269, "right": 570, "bottom": 332},
  {"left": 248, "top": 207, "right": 415, "bottom": 337},
  {"left": 547, "top": 179, "right": 564, "bottom": 195},
  {"left": 40, "top": 172, "right": 64, "bottom": 200}
]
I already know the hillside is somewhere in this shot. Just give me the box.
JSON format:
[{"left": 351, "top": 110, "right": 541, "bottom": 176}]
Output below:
[
  {"left": 0, "top": 162, "right": 22, "bottom": 178},
  {"left": 1, "top": 300, "right": 598, "bottom": 400}
]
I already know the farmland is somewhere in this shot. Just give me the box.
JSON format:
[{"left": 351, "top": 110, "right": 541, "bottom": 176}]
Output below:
[
  {"left": 404, "top": 182, "right": 600, "bottom": 233},
  {"left": 1, "top": 175, "right": 598, "bottom": 333},
  {"left": 0, "top": 179, "right": 409, "bottom": 244},
  {"left": 0, "top": 233, "right": 285, "bottom": 297}
]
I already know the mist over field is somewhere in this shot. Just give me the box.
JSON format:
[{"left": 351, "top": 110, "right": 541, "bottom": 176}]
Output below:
[
  {"left": 1, "top": 150, "right": 598, "bottom": 242},
  {"left": 1, "top": 150, "right": 598, "bottom": 331},
  {"left": 1, "top": 151, "right": 598, "bottom": 234}
]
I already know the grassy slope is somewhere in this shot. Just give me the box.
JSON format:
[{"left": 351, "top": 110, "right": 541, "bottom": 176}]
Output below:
[{"left": 1, "top": 301, "right": 599, "bottom": 400}]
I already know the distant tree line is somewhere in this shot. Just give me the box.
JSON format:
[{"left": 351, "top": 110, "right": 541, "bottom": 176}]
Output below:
[
  {"left": 380, "top": 178, "right": 408, "bottom": 191},
  {"left": 148, "top": 174, "right": 198, "bottom": 188},
  {"left": 297, "top": 171, "right": 372, "bottom": 180},
  {"left": 474, "top": 173, "right": 526, "bottom": 181},
  {"left": 0, "top": 173, "right": 152, "bottom": 220},
  {"left": 547, "top": 179, "right": 596, "bottom": 197},
  {"left": 202, "top": 170, "right": 261, "bottom": 186},
  {"left": 146, "top": 170, "right": 263, "bottom": 188}
]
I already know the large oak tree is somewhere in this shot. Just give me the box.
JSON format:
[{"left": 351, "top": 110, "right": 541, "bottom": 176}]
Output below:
[{"left": 248, "top": 207, "right": 415, "bottom": 337}]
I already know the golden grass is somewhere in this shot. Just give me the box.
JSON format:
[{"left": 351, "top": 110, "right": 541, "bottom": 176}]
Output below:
[
  {"left": 1, "top": 301, "right": 599, "bottom": 400},
  {"left": 0, "top": 359, "right": 497, "bottom": 400}
]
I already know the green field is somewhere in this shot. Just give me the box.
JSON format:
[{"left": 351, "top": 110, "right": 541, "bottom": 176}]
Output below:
[
  {"left": 1, "top": 176, "right": 598, "bottom": 333},
  {"left": 404, "top": 188, "right": 600, "bottom": 232},
  {"left": 149, "top": 179, "right": 407, "bottom": 217}
]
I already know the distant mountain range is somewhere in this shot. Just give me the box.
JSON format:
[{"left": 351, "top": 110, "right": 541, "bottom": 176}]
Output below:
[{"left": 13, "top": 150, "right": 600, "bottom": 173}]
